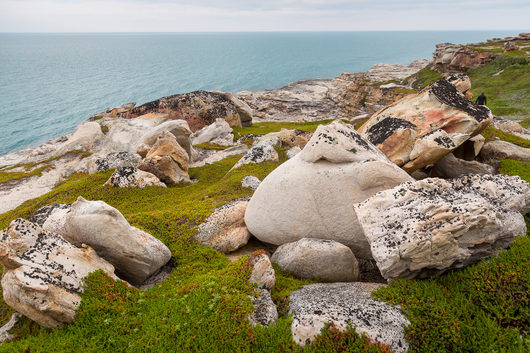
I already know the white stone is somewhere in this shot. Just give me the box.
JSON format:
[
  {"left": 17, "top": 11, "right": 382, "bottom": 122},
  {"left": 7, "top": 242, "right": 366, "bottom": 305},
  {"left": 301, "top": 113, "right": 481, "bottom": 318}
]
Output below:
[
  {"left": 286, "top": 146, "right": 301, "bottom": 159},
  {"left": 191, "top": 118, "right": 234, "bottom": 146},
  {"left": 241, "top": 175, "right": 261, "bottom": 190}
]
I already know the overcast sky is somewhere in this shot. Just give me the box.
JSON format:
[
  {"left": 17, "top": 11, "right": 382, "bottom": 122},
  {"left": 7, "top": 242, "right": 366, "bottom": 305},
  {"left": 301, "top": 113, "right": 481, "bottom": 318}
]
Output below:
[{"left": 1, "top": 0, "right": 529, "bottom": 32}]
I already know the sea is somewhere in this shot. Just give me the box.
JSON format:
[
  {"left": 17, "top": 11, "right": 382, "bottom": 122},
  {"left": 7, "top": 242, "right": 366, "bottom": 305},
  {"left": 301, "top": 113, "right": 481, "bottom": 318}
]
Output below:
[{"left": 0, "top": 31, "right": 523, "bottom": 155}]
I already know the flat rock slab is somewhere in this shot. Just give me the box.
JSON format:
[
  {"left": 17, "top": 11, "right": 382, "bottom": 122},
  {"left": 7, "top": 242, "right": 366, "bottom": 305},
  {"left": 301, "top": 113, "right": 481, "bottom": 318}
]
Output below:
[
  {"left": 355, "top": 174, "right": 530, "bottom": 280},
  {"left": 289, "top": 282, "right": 409, "bottom": 353}
]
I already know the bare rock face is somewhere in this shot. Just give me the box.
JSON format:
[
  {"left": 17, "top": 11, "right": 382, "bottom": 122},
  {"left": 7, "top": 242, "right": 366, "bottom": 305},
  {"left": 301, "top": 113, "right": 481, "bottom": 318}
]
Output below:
[
  {"left": 366, "top": 59, "right": 432, "bottom": 82},
  {"left": 432, "top": 44, "right": 498, "bottom": 72},
  {"left": 355, "top": 175, "right": 530, "bottom": 280},
  {"left": 94, "top": 152, "right": 141, "bottom": 172},
  {"left": 122, "top": 90, "right": 250, "bottom": 131},
  {"left": 431, "top": 153, "right": 495, "bottom": 178},
  {"left": 271, "top": 238, "right": 360, "bottom": 282},
  {"left": 104, "top": 166, "right": 166, "bottom": 188},
  {"left": 289, "top": 282, "right": 410, "bottom": 352},
  {"left": 191, "top": 118, "right": 234, "bottom": 146},
  {"left": 136, "top": 120, "right": 192, "bottom": 159},
  {"left": 480, "top": 141, "right": 530, "bottom": 162},
  {"left": 138, "top": 131, "right": 191, "bottom": 184},
  {"left": 64, "top": 197, "right": 172, "bottom": 284},
  {"left": 241, "top": 175, "right": 261, "bottom": 190},
  {"left": 359, "top": 79, "right": 493, "bottom": 173},
  {"left": 196, "top": 199, "right": 251, "bottom": 253},
  {"left": 245, "top": 120, "right": 413, "bottom": 259},
  {"left": 0, "top": 219, "right": 117, "bottom": 328}
]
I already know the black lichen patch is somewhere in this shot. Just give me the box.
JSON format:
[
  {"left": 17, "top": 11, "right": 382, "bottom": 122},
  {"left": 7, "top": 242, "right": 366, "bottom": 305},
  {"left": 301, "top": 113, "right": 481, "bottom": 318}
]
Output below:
[
  {"left": 431, "top": 79, "right": 491, "bottom": 122},
  {"left": 433, "top": 134, "right": 456, "bottom": 149},
  {"left": 366, "top": 118, "right": 416, "bottom": 146},
  {"left": 29, "top": 204, "right": 70, "bottom": 227}
]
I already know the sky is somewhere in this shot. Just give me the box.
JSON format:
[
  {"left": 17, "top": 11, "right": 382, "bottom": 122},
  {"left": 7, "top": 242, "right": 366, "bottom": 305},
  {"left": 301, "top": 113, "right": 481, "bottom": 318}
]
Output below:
[{"left": 0, "top": 0, "right": 529, "bottom": 32}]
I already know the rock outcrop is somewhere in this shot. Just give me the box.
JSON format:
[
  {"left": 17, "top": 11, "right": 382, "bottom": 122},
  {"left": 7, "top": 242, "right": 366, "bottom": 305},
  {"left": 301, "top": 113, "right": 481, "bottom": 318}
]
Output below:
[
  {"left": 104, "top": 166, "right": 166, "bottom": 188},
  {"left": 366, "top": 59, "right": 432, "bottom": 82},
  {"left": 30, "top": 203, "right": 71, "bottom": 236},
  {"left": 136, "top": 120, "right": 192, "bottom": 159},
  {"left": 191, "top": 118, "right": 234, "bottom": 146},
  {"left": 359, "top": 79, "right": 493, "bottom": 173},
  {"left": 480, "top": 141, "right": 530, "bottom": 162},
  {"left": 431, "top": 153, "right": 495, "bottom": 178},
  {"left": 0, "top": 219, "right": 117, "bottom": 328},
  {"left": 138, "top": 131, "right": 191, "bottom": 184},
  {"left": 289, "top": 283, "right": 409, "bottom": 352},
  {"left": 122, "top": 91, "right": 252, "bottom": 131},
  {"left": 196, "top": 199, "right": 251, "bottom": 253},
  {"left": 432, "top": 43, "right": 498, "bottom": 72},
  {"left": 64, "top": 197, "right": 172, "bottom": 284},
  {"left": 245, "top": 120, "right": 412, "bottom": 259},
  {"left": 94, "top": 152, "right": 141, "bottom": 172},
  {"left": 271, "top": 238, "right": 359, "bottom": 282},
  {"left": 355, "top": 175, "right": 530, "bottom": 280}
]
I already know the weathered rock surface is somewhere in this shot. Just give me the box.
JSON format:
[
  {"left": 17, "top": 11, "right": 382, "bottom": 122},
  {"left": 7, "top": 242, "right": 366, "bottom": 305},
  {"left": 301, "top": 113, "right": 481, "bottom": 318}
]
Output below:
[
  {"left": 255, "top": 129, "right": 311, "bottom": 149},
  {"left": 136, "top": 120, "right": 192, "bottom": 159},
  {"left": 452, "top": 134, "right": 485, "bottom": 161},
  {"left": 480, "top": 141, "right": 530, "bottom": 162},
  {"left": 249, "top": 289, "right": 278, "bottom": 327},
  {"left": 432, "top": 43, "right": 498, "bottom": 72},
  {"left": 289, "top": 282, "right": 409, "bottom": 352},
  {"left": 64, "top": 197, "right": 172, "bottom": 284},
  {"left": 196, "top": 199, "right": 251, "bottom": 253},
  {"left": 0, "top": 313, "right": 21, "bottom": 343},
  {"left": 138, "top": 131, "right": 191, "bottom": 184},
  {"left": 230, "top": 138, "right": 279, "bottom": 171},
  {"left": 122, "top": 91, "right": 250, "bottom": 131},
  {"left": 29, "top": 203, "right": 71, "bottom": 236},
  {"left": 355, "top": 175, "right": 530, "bottom": 280},
  {"left": 359, "top": 79, "right": 493, "bottom": 172},
  {"left": 249, "top": 252, "right": 275, "bottom": 290},
  {"left": 0, "top": 219, "right": 117, "bottom": 328},
  {"left": 431, "top": 153, "right": 495, "bottom": 178},
  {"left": 241, "top": 175, "right": 261, "bottom": 190},
  {"left": 366, "top": 59, "right": 432, "bottom": 82},
  {"left": 286, "top": 146, "right": 302, "bottom": 159},
  {"left": 191, "top": 118, "right": 234, "bottom": 146},
  {"left": 93, "top": 152, "right": 141, "bottom": 172},
  {"left": 104, "top": 166, "right": 166, "bottom": 188},
  {"left": 56, "top": 122, "right": 104, "bottom": 155},
  {"left": 271, "top": 238, "right": 359, "bottom": 282},
  {"left": 191, "top": 144, "right": 249, "bottom": 168},
  {"left": 245, "top": 120, "right": 413, "bottom": 259}
]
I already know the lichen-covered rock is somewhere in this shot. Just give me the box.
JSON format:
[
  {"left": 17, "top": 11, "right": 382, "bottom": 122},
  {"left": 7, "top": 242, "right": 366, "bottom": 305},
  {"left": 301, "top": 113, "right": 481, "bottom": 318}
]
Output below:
[
  {"left": 138, "top": 131, "right": 191, "bottom": 184},
  {"left": 241, "top": 175, "right": 261, "bottom": 190},
  {"left": 64, "top": 197, "right": 172, "bottom": 284},
  {"left": 104, "top": 166, "right": 166, "bottom": 188},
  {"left": 359, "top": 79, "right": 493, "bottom": 173},
  {"left": 249, "top": 252, "right": 275, "bottom": 290},
  {"left": 443, "top": 73, "right": 471, "bottom": 93},
  {"left": 191, "top": 118, "right": 234, "bottom": 146},
  {"left": 94, "top": 152, "right": 141, "bottom": 172},
  {"left": 196, "top": 199, "right": 251, "bottom": 253},
  {"left": 255, "top": 129, "right": 310, "bottom": 149},
  {"left": 245, "top": 120, "right": 412, "bottom": 259},
  {"left": 191, "top": 144, "right": 249, "bottom": 168},
  {"left": 432, "top": 44, "right": 498, "bottom": 72},
  {"left": 271, "top": 238, "right": 359, "bottom": 282},
  {"left": 431, "top": 153, "right": 494, "bottom": 178},
  {"left": 0, "top": 313, "right": 20, "bottom": 343},
  {"left": 29, "top": 203, "right": 70, "bottom": 227},
  {"left": 355, "top": 175, "right": 530, "bottom": 280},
  {"left": 480, "top": 140, "right": 530, "bottom": 162},
  {"left": 0, "top": 219, "right": 117, "bottom": 328},
  {"left": 122, "top": 90, "right": 250, "bottom": 131},
  {"left": 289, "top": 282, "right": 409, "bottom": 352},
  {"left": 249, "top": 289, "right": 278, "bottom": 327},
  {"left": 230, "top": 138, "right": 279, "bottom": 171},
  {"left": 136, "top": 120, "right": 192, "bottom": 159}
]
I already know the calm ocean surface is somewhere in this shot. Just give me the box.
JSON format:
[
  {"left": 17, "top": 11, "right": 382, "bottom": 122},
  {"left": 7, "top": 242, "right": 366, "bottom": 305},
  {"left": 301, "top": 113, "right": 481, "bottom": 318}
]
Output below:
[{"left": 0, "top": 31, "right": 522, "bottom": 155}]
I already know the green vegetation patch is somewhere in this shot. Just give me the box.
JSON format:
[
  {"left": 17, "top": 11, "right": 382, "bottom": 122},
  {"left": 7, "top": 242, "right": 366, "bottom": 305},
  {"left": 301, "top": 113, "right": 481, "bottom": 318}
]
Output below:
[
  {"left": 409, "top": 67, "right": 442, "bottom": 90},
  {"left": 193, "top": 142, "right": 231, "bottom": 150},
  {"left": 481, "top": 126, "right": 530, "bottom": 148},
  {"left": 468, "top": 55, "right": 530, "bottom": 117},
  {"left": 232, "top": 120, "right": 333, "bottom": 140},
  {"left": 519, "top": 118, "right": 530, "bottom": 129}
]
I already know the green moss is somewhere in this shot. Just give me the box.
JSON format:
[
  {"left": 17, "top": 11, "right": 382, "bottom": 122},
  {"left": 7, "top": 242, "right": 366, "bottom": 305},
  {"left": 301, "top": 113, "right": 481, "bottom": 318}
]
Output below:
[
  {"left": 232, "top": 120, "right": 333, "bottom": 141},
  {"left": 193, "top": 142, "right": 231, "bottom": 150},
  {"left": 409, "top": 67, "right": 442, "bottom": 90},
  {"left": 468, "top": 55, "right": 530, "bottom": 117},
  {"left": 270, "top": 265, "right": 318, "bottom": 317},
  {"left": 92, "top": 116, "right": 104, "bottom": 120},
  {"left": 499, "top": 159, "right": 530, "bottom": 183},
  {"left": 502, "top": 50, "right": 527, "bottom": 57},
  {"left": 101, "top": 125, "right": 109, "bottom": 134},
  {"left": 373, "top": 79, "right": 400, "bottom": 87},
  {"left": 354, "top": 119, "right": 368, "bottom": 131},
  {"left": 481, "top": 126, "right": 530, "bottom": 149},
  {"left": 519, "top": 118, "right": 530, "bottom": 129},
  {"left": 394, "top": 88, "right": 420, "bottom": 94}
]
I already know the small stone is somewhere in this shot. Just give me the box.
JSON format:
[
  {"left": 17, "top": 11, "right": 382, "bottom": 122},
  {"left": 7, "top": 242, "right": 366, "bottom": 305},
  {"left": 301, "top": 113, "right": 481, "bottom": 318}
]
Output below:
[
  {"left": 104, "top": 166, "right": 166, "bottom": 188},
  {"left": 241, "top": 176, "right": 261, "bottom": 190}
]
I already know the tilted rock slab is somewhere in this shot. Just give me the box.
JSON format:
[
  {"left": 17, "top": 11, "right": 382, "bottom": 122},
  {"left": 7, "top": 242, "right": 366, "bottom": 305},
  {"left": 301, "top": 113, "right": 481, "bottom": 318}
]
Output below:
[
  {"left": 138, "top": 131, "right": 191, "bottom": 184},
  {"left": 431, "top": 153, "right": 494, "bottom": 178},
  {"left": 289, "top": 282, "right": 409, "bottom": 352},
  {"left": 196, "top": 199, "right": 251, "bottom": 253},
  {"left": 104, "top": 166, "right": 166, "bottom": 188},
  {"left": 245, "top": 120, "right": 412, "bottom": 259},
  {"left": 355, "top": 175, "right": 530, "bottom": 280},
  {"left": 191, "top": 118, "right": 234, "bottom": 146},
  {"left": 359, "top": 79, "right": 493, "bottom": 173},
  {"left": 136, "top": 120, "right": 193, "bottom": 159},
  {"left": 271, "top": 238, "right": 360, "bottom": 282},
  {"left": 0, "top": 219, "right": 117, "bottom": 328},
  {"left": 64, "top": 197, "right": 172, "bottom": 284},
  {"left": 480, "top": 140, "right": 530, "bottom": 163}
]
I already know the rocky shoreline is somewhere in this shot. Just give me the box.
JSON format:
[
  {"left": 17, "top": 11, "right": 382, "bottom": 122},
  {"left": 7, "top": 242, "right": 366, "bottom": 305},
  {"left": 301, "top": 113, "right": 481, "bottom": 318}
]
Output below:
[{"left": 0, "top": 33, "right": 529, "bottom": 351}]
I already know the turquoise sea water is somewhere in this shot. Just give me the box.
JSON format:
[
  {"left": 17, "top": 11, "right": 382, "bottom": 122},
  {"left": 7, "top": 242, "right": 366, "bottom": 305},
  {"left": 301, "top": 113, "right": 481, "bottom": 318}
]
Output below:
[{"left": 0, "top": 31, "right": 523, "bottom": 155}]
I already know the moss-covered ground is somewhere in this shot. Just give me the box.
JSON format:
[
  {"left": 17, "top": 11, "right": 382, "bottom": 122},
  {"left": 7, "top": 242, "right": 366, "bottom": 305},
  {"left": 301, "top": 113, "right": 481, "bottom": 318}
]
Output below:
[
  {"left": 0, "top": 119, "right": 529, "bottom": 352},
  {"left": 468, "top": 55, "right": 530, "bottom": 117}
]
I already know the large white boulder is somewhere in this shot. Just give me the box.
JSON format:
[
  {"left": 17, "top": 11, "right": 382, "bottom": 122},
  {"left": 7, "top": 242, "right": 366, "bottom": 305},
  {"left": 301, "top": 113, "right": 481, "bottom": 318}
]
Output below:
[
  {"left": 355, "top": 174, "right": 530, "bottom": 280},
  {"left": 0, "top": 219, "right": 117, "bottom": 328},
  {"left": 64, "top": 197, "right": 172, "bottom": 284},
  {"left": 289, "top": 282, "right": 410, "bottom": 352},
  {"left": 245, "top": 120, "right": 412, "bottom": 259}
]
